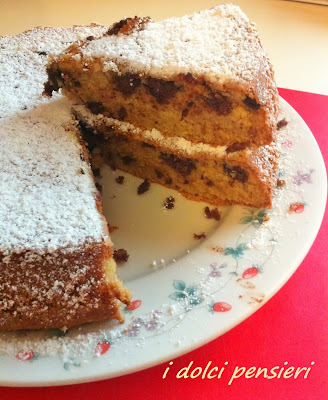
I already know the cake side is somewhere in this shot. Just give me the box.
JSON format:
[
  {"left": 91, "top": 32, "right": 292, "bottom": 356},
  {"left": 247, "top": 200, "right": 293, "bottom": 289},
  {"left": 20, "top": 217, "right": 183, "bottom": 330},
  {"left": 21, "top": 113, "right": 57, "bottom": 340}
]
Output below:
[
  {"left": 0, "top": 242, "right": 130, "bottom": 331},
  {"left": 45, "top": 5, "right": 279, "bottom": 147},
  {"left": 0, "top": 25, "right": 130, "bottom": 330},
  {"left": 77, "top": 112, "right": 278, "bottom": 209}
]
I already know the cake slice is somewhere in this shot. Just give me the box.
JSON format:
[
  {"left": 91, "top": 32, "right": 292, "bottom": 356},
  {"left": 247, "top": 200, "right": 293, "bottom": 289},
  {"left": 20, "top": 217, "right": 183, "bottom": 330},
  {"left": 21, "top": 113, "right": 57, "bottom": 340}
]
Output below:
[
  {"left": 75, "top": 105, "right": 278, "bottom": 209},
  {"left": 0, "top": 26, "right": 130, "bottom": 330},
  {"left": 44, "top": 5, "right": 279, "bottom": 148}
]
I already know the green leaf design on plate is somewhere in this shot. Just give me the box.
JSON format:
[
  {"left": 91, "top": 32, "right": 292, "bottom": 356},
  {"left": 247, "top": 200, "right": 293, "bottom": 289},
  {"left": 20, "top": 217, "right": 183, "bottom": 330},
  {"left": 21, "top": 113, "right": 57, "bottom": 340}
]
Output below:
[
  {"left": 173, "top": 280, "right": 186, "bottom": 291},
  {"left": 223, "top": 243, "right": 247, "bottom": 259},
  {"left": 189, "top": 297, "right": 203, "bottom": 307},
  {"left": 240, "top": 209, "right": 269, "bottom": 226},
  {"left": 169, "top": 292, "right": 187, "bottom": 301},
  {"left": 240, "top": 216, "right": 254, "bottom": 224},
  {"left": 186, "top": 285, "right": 198, "bottom": 296}
]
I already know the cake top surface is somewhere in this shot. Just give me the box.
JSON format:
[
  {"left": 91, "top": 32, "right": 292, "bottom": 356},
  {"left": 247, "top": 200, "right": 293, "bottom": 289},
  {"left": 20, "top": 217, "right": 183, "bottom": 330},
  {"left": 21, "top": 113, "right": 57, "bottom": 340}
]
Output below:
[
  {"left": 72, "top": 5, "right": 273, "bottom": 92},
  {"left": 0, "top": 25, "right": 109, "bottom": 255}
]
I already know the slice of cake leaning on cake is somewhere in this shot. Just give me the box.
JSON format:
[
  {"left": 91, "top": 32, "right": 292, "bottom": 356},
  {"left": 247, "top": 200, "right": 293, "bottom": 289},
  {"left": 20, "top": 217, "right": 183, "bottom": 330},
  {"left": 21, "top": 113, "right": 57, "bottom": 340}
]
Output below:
[
  {"left": 0, "top": 26, "right": 131, "bottom": 330},
  {"left": 45, "top": 4, "right": 279, "bottom": 208}
]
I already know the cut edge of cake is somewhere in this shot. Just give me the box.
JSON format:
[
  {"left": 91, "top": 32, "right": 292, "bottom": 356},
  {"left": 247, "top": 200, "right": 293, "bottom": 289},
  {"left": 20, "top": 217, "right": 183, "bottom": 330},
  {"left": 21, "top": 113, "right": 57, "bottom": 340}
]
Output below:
[
  {"left": 75, "top": 105, "right": 278, "bottom": 209},
  {"left": 44, "top": 5, "right": 279, "bottom": 148}
]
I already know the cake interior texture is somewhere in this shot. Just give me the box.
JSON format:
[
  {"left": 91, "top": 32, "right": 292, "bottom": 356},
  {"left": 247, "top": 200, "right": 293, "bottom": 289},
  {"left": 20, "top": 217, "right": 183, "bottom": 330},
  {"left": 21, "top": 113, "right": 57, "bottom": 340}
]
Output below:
[
  {"left": 45, "top": 4, "right": 279, "bottom": 148},
  {"left": 77, "top": 108, "right": 278, "bottom": 209}
]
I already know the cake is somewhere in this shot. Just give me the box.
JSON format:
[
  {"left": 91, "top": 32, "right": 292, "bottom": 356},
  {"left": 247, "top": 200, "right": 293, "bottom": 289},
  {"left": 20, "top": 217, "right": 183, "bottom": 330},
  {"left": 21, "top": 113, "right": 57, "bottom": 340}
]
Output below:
[
  {"left": 0, "top": 5, "right": 279, "bottom": 330},
  {"left": 44, "top": 5, "right": 279, "bottom": 208},
  {"left": 0, "top": 25, "right": 131, "bottom": 331},
  {"left": 44, "top": 5, "right": 279, "bottom": 148},
  {"left": 75, "top": 105, "right": 278, "bottom": 208}
]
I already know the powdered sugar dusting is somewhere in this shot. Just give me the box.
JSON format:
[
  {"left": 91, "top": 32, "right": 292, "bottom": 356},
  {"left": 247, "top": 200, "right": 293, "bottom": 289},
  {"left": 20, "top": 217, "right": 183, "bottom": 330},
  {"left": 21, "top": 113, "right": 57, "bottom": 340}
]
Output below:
[
  {"left": 0, "top": 25, "right": 108, "bottom": 254},
  {"left": 78, "top": 5, "right": 273, "bottom": 96}
]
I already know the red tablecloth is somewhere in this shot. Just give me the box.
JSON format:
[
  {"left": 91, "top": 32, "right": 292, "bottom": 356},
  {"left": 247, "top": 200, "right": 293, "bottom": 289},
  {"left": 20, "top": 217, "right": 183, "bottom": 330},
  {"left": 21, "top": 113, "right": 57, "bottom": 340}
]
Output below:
[{"left": 1, "top": 89, "right": 327, "bottom": 400}]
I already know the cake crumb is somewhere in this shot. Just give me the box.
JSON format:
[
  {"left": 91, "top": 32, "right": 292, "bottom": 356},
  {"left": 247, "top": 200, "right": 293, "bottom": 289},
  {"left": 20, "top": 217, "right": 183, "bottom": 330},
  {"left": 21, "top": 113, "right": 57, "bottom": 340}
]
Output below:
[
  {"left": 277, "top": 118, "right": 288, "bottom": 130},
  {"left": 194, "top": 232, "right": 206, "bottom": 240},
  {"left": 95, "top": 182, "right": 102, "bottom": 193},
  {"left": 137, "top": 179, "right": 150, "bottom": 194},
  {"left": 107, "top": 224, "right": 119, "bottom": 233},
  {"left": 263, "top": 213, "right": 270, "bottom": 222},
  {"left": 164, "top": 196, "right": 175, "bottom": 209},
  {"left": 204, "top": 206, "right": 221, "bottom": 221},
  {"left": 115, "top": 175, "right": 125, "bottom": 184},
  {"left": 113, "top": 249, "right": 129, "bottom": 264},
  {"left": 277, "top": 178, "right": 286, "bottom": 187}
]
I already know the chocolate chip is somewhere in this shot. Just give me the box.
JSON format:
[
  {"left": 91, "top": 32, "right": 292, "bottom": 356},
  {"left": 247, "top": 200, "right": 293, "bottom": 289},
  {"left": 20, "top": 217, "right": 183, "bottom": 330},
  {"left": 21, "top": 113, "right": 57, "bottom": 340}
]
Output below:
[
  {"left": 86, "top": 102, "right": 105, "bottom": 115},
  {"left": 73, "top": 79, "right": 81, "bottom": 88},
  {"left": 145, "top": 78, "right": 180, "bottom": 104},
  {"left": 107, "top": 17, "right": 151, "bottom": 35},
  {"left": 204, "top": 206, "right": 221, "bottom": 221},
  {"left": 226, "top": 142, "right": 249, "bottom": 153},
  {"left": 113, "top": 249, "right": 129, "bottom": 264},
  {"left": 165, "top": 178, "right": 173, "bottom": 185},
  {"left": 194, "top": 232, "right": 206, "bottom": 240},
  {"left": 115, "top": 73, "right": 141, "bottom": 95},
  {"left": 160, "top": 152, "right": 196, "bottom": 177},
  {"left": 137, "top": 179, "right": 150, "bottom": 195},
  {"left": 155, "top": 169, "right": 163, "bottom": 179},
  {"left": 277, "top": 118, "right": 288, "bottom": 130},
  {"left": 181, "top": 102, "right": 194, "bottom": 120},
  {"left": 182, "top": 73, "right": 199, "bottom": 85},
  {"left": 44, "top": 67, "right": 63, "bottom": 96},
  {"left": 38, "top": 51, "right": 47, "bottom": 56},
  {"left": 223, "top": 163, "right": 248, "bottom": 183},
  {"left": 203, "top": 91, "right": 232, "bottom": 115},
  {"left": 142, "top": 142, "right": 155, "bottom": 149},
  {"left": 118, "top": 106, "right": 127, "bottom": 120},
  {"left": 107, "top": 19, "right": 129, "bottom": 35},
  {"left": 115, "top": 175, "right": 124, "bottom": 184},
  {"left": 78, "top": 121, "right": 100, "bottom": 152},
  {"left": 86, "top": 35, "right": 95, "bottom": 41},
  {"left": 121, "top": 155, "right": 136, "bottom": 165},
  {"left": 95, "top": 182, "right": 102, "bottom": 193},
  {"left": 206, "top": 180, "right": 214, "bottom": 187},
  {"left": 244, "top": 96, "right": 260, "bottom": 110},
  {"left": 92, "top": 168, "right": 100, "bottom": 177},
  {"left": 181, "top": 108, "right": 189, "bottom": 120},
  {"left": 164, "top": 196, "right": 175, "bottom": 210}
]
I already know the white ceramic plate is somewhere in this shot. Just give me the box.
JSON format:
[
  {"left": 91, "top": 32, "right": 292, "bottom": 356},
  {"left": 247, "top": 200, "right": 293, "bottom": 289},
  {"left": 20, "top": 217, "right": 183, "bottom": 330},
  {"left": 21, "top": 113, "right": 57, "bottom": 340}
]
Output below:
[{"left": 0, "top": 98, "right": 326, "bottom": 386}]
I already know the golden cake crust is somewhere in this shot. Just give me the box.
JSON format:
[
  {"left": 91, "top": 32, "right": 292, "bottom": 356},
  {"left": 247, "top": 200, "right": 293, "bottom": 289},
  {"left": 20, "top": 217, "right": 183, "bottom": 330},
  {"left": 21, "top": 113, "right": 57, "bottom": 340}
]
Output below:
[{"left": 0, "top": 242, "right": 130, "bottom": 331}]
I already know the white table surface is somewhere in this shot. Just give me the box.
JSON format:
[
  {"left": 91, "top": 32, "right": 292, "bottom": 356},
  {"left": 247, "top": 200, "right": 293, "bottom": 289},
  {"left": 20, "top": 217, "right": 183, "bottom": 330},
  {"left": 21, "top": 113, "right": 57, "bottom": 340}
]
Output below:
[{"left": 0, "top": 0, "right": 327, "bottom": 95}]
